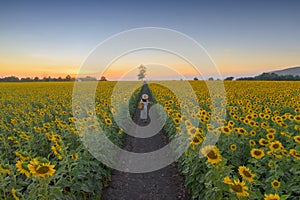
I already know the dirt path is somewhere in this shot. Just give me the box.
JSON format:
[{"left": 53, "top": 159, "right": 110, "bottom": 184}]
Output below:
[{"left": 102, "top": 84, "right": 190, "bottom": 200}]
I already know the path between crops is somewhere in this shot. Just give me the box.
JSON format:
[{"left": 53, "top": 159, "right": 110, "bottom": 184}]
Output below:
[{"left": 102, "top": 84, "right": 190, "bottom": 200}]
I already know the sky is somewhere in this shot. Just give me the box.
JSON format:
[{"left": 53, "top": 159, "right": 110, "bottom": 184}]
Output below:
[{"left": 0, "top": 0, "right": 300, "bottom": 80}]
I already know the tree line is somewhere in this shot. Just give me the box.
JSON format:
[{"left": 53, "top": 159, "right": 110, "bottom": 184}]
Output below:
[
  {"left": 236, "top": 73, "right": 300, "bottom": 81},
  {"left": 193, "top": 73, "right": 300, "bottom": 81},
  {"left": 0, "top": 75, "right": 108, "bottom": 82}
]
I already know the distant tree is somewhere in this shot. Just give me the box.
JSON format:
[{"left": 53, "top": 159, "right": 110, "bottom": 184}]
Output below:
[
  {"left": 100, "top": 76, "right": 107, "bottom": 81},
  {"left": 65, "top": 75, "right": 71, "bottom": 81},
  {"left": 225, "top": 76, "right": 234, "bottom": 80},
  {"left": 137, "top": 64, "right": 146, "bottom": 80},
  {"left": 208, "top": 77, "right": 214, "bottom": 80},
  {"left": 193, "top": 77, "right": 198, "bottom": 80},
  {"left": 42, "top": 76, "right": 51, "bottom": 82},
  {"left": 1, "top": 76, "right": 19, "bottom": 82},
  {"left": 34, "top": 77, "right": 39, "bottom": 82},
  {"left": 20, "top": 77, "right": 32, "bottom": 82}
]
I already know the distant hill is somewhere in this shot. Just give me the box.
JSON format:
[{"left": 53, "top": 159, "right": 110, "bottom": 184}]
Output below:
[
  {"left": 270, "top": 66, "right": 300, "bottom": 76},
  {"left": 237, "top": 66, "right": 300, "bottom": 81}
]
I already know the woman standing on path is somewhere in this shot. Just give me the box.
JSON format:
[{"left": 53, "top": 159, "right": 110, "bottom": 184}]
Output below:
[{"left": 139, "top": 94, "right": 151, "bottom": 122}]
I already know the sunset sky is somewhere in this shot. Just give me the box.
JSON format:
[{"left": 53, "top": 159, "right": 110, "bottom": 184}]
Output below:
[{"left": 1, "top": 0, "right": 300, "bottom": 80}]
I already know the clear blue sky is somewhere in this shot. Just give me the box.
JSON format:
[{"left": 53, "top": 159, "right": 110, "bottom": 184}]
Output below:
[{"left": 1, "top": 0, "right": 300, "bottom": 79}]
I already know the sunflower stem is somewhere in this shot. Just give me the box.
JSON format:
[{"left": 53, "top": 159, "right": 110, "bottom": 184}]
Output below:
[
  {"left": 43, "top": 177, "right": 49, "bottom": 200},
  {"left": 0, "top": 174, "right": 6, "bottom": 199}
]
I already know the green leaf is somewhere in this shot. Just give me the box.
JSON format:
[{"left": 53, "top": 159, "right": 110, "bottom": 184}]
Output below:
[{"left": 281, "top": 194, "right": 291, "bottom": 200}]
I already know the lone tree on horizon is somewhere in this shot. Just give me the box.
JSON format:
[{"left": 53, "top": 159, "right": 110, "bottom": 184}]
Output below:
[{"left": 137, "top": 64, "right": 146, "bottom": 80}]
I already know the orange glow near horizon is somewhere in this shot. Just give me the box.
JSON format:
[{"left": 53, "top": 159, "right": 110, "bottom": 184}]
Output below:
[{"left": 1, "top": 48, "right": 300, "bottom": 79}]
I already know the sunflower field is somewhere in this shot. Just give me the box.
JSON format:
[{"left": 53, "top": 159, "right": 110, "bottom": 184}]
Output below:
[
  {"left": 0, "top": 81, "right": 299, "bottom": 200},
  {"left": 149, "top": 81, "right": 300, "bottom": 200},
  {"left": 0, "top": 82, "right": 130, "bottom": 200}
]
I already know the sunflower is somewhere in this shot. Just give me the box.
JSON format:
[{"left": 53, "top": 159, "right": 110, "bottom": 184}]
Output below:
[
  {"left": 249, "top": 140, "right": 256, "bottom": 146},
  {"left": 16, "top": 160, "right": 31, "bottom": 178},
  {"left": 266, "top": 133, "right": 275, "bottom": 141},
  {"left": 280, "top": 131, "right": 291, "bottom": 139},
  {"left": 294, "top": 136, "right": 300, "bottom": 144},
  {"left": 185, "top": 120, "right": 192, "bottom": 127},
  {"left": 267, "top": 128, "right": 276, "bottom": 134},
  {"left": 71, "top": 153, "right": 78, "bottom": 161},
  {"left": 250, "top": 130, "right": 256, "bottom": 136},
  {"left": 250, "top": 148, "right": 265, "bottom": 159},
  {"left": 227, "top": 179, "right": 249, "bottom": 197},
  {"left": 175, "top": 113, "right": 181, "bottom": 118},
  {"left": 264, "top": 193, "right": 280, "bottom": 200},
  {"left": 271, "top": 180, "right": 280, "bottom": 189},
  {"left": 223, "top": 176, "right": 232, "bottom": 184},
  {"left": 0, "top": 164, "right": 11, "bottom": 174},
  {"left": 264, "top": 114, "right": 270, "bottom": 120},
  {"left": 187, "top": 126, "right": 197, "bottom": 135},
  {"left": 269, "top": 141, "right": 283, "bottom": 151},
  {"left": 51, "top": 145, "right": 63, "bottom": 160},
  {"left": 288, "top": 115, "right": 294, "bottom": 120},
  {"left": 281, "top": 149, "right": 290, "bottom": 157},
  {"left": 259, "top": 138, "right": 270, "bottom": 146},
  {"left": 105, "top": 118, "right": 112, "bottom": 125},
  {"left": 237, "top": 128, "right": 248, "bottom": 135},
  {"left": 201, "top": 145, "right": 222, "bottom": 164},
  {"left": 173, "top": 117, "right": 181, "bottom": 125},
  {"left": 267, "top": 150, "right": 282, "bottom": 159},
  {"left": 294, "top": 115, "right": 300, "bottom": 122},
  {"left": 206, "top": 124, "right": 215, "bottom": 132},
  {"left": 15, "top": 151, "right": 30, "bottom": 161},
  {"left": 281, "top": 123, "right": 288, "bottom": 128},
  {"left": 11, "top": 188, "right": 19, "bottom": 200},
  {"left": 259, "top": 113, "right": 265, "bottom": 119},
  {"left": 28, "top": 158, "right": 56, "bottom": 178},
  {"left": 233, "top": 115, "right": 239, "bottom": 120},
  {"left": 190, "top": 135, "right": 203, "bottom": 145},
  {"left": 290, "top": 149, "right": 300, "bottom": 160},
  {"left": 221, "top": 126, "right": 232, "bottom": 135},
  {"left": 230, "top": 144, "right": 237, "bottom": 151},
  {"left": 261, "top": 122, "right": 269, "bottom": 129},
  {"left": 268, "top": 161, "right": 274, "bottom": 168},
  {"left": 228, "top": 120, "right": 235, "bottom": 127},
  {"left": 238, "top": 166, "right": 255, "bottom": 182}
]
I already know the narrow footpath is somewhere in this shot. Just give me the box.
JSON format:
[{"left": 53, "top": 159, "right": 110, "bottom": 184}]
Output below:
[{"left": 102, "top": 84, "right": 190, "bottom": 200}]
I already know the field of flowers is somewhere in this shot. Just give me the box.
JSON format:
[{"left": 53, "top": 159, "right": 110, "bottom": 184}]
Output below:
[
  {"left": 0, "top": 82, "right": 134, "bottom": 200},
  {"left": 1, "top": 81, "right": 299, "bottom": 200},
  {"left": 149, "top": 81, "right": 300, "bottom": 200}
]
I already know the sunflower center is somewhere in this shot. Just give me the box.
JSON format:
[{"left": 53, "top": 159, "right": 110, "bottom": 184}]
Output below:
[
  {"left": 262, "top": 140, "right": 269, "bottom": 145},
  {"left": 207, "top": 150, "right": 218, "bottom": 159},
  {"left": 193, "top": 137, "right": 200, "bottom": 143},
  {"left": 230, "top": 184, "right": 243, "bottom": 192},
  {"left": 267, "top": 135, "right": 274, "bottom": 139},
  {"left": 36, "top": 166, "right": 50, "bottom": 174},
  {"left": 189, "top": 128, "right": 196, "bottom": 134},
  {"left": 272, "top": 144, "right": 279, "bottom": 149},
  {"left": 254, "top": 151, "right": 261, "bottom": 156},
  {"left": 273, "top": 182, "right": 279, "bottom": 187},
  {"left": 243, "top": 170, "right": 252, "bottom": 178}
]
